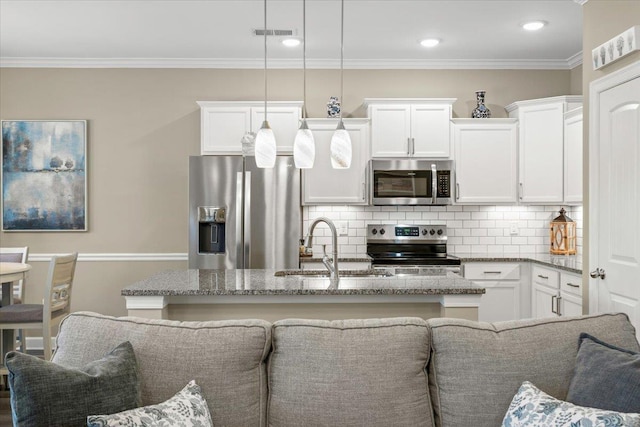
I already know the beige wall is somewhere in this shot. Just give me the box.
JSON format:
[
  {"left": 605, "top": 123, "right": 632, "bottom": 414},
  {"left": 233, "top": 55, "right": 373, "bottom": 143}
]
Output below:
[
  {"left": 570, "top": 64, "right": 583, "bottom": 95},
  {"left": 0, "top": 67, "right": 574, "bottom": 318},
  {"left": 581, "top": 1, "right": 640, "bottom": 296}
]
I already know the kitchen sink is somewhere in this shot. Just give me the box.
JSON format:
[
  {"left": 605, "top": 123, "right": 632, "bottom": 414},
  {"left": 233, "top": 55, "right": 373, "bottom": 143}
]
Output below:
[{"left": 274, "top": 269, "right": 393, "bottom": 278}]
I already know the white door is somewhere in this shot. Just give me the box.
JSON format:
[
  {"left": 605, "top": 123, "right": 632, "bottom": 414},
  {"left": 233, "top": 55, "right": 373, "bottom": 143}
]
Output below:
[
  {"left": 370, "top": 105, "right": 411, "bottom": 157},
  {"left": 590, "top": 62, "right": 640, "bottom": 341},
  {"left": 251, "top": 106, "right": 301, "bottom": 153}
]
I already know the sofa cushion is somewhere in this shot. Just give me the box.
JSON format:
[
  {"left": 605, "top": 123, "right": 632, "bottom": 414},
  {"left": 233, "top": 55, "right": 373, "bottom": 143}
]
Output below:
[
  {"left": 268, "top": 317, "right": 433, "bottom": 427},
  {"left": 566, "top": 333, "right": 640, "bottom": 413},
  {"left": 502, "top": 381, "right": 640, "bottom": 427},
  {"left": 427, "top": 313, "right": 639, "bottom": 427},
  {"left": 6, "top": 341, "right": 140, "bottom": 427},
  {"left": 53, "top": 312, "right": 272, "bottom": 427}
]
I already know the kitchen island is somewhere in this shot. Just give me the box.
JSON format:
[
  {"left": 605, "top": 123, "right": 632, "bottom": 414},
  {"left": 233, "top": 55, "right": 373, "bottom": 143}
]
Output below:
[{"left": 121, "top": 269, "right": 484, "bottom": 321}]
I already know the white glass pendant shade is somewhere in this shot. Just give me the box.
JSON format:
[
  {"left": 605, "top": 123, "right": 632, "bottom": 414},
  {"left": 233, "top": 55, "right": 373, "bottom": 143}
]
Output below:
[
  {"left": 293, "top": 119, "right": 315, "bottom": 169},
  {"left": 254, "top": 121, "right": 277, "bottom": 168},
  {"left": 330, "top": 120, "right": 352, "bottom": 169}
]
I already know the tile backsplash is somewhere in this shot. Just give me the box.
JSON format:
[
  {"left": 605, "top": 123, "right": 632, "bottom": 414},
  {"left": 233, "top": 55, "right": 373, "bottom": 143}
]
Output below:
[{"left": 303, "top": 205, "right": 583, "bottom": 257}]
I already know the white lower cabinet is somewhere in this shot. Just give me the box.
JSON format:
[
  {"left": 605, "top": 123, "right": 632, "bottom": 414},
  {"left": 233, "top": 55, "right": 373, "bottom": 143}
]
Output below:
[
  {"left": 464, "top": 263, "right": 525, "bottom": 322},
  {"left": 531, "top": 265, "right": 583, "bottom": 319}
]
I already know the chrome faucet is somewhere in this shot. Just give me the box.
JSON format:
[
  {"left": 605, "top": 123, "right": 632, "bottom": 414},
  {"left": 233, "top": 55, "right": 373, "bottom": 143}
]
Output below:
[{"left": 304, "top": 217, "right": 339, "bottom": 280}]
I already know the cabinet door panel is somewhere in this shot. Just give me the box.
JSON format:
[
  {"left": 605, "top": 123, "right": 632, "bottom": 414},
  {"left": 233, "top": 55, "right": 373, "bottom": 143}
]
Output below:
[
  {"left": 560, "top": 292, "right": 582, "bottom": 317},
  {"left": 370, "top": 105, "right": 411, "bottom": 157},
  {"left": 564, "top": 109, "right": 583, "bottom": 203},
  {"left": 251, "top": 107, "right": 301, "bottom": 153},
  {"left": 478, "top": 281, "right": 520, "bottom": 322},
  {"left": 454, "top": 122, "right": 517, "bottom": 203},
  {"left": 518, "top": 103, "right": 564, "bottom": 203},
  {"left": 533, "top": 284, "right": 559, "bottom": 319},
  {"left": 411, "top": 104, "right": 451, "bottom": 157},
  {"left": 201, "top": 108, "right": 250, "bottom": 154},
  {"left": 302, "top": 120, "right": 369, "bottom": 205}
]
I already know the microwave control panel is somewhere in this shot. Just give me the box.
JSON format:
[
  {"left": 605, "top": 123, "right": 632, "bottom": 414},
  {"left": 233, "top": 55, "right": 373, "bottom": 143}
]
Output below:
[{"left": 437, "top": 171, "right": 451, "bottom": 197}]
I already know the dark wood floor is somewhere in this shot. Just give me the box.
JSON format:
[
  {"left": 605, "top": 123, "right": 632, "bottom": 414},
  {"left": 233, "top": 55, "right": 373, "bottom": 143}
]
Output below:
[{"left": 1, "top": 388, "right": 11, "bottom": 426}]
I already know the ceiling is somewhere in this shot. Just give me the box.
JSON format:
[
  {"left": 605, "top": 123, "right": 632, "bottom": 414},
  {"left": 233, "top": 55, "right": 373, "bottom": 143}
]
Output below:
[{"left": 0, "top": 0, "right": 584, "bottom": 69}]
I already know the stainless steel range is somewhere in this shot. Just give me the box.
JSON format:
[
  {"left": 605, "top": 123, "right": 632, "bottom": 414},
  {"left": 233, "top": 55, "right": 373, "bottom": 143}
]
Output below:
[{"left": 367, "top": 224, "right": 461, "bottom": 275}]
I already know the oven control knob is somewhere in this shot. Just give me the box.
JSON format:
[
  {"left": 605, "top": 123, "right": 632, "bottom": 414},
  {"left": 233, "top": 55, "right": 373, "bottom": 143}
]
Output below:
[
  {"left": 380, "top": 228, "right": 386, "bottom": 235},
  {"left": 429, "top": 229, "right": 436, "bottom": 235},
  {"left": 421, "top": 229, "right": 428, "bottom": 236},
  {"left": 371, "top": 228, "right": 377, "bottom": 235},
  {"left": 437, "top": 229, "right": 443, "bottom": 236}
]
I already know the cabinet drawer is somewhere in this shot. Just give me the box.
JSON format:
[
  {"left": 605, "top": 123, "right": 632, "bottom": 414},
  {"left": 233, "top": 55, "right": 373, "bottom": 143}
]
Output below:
[
  {"left": 560, "top": 272, "right": 583, "bottom": 297},
  {"left": 464, "top": 263, "right": 520, "bottom": 280},
  {"left": 532, "top": 265, "right": 560, "bottom": 289}
]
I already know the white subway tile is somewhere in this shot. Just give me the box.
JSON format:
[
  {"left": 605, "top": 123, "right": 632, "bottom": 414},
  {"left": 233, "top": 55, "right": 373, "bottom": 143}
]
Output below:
[
  {"left": 457, "top": 228, "right": 471, "bottom": 237},
  {"left": 422, "top": 212, "right": 440, "bottom": 220},
  {"left": 447, "top": 205, "right": 464, "bottom": 212},
  {"left": 472, "top": 211, "right": 489, "bottom": 220},
  {"left": 455, "top": 212, "right": 471, "bottom": 220},
  {"left": 479, "top": 237, "right": 496, "bottom": 245},
  {"left": 486, "top": 245, "right": 505, "bottom": 253},
  {"left": 350, "top": 220, "right": 365, "bottom": 228},
  {"left": 453, "top": 244, "right": 471, "bottom": 253},
  {"left": 439, "top": 212, "right": 456, "bottom": 220},
  {"left": 389, "top": 212, "right": 406, "bottom": 220},
  {"left": 528, "top": 220, "right": 544, "bottom": 228},
  {"left": 495, "top": 206, "right": 513, "bottom": 212},
  {"left": 356, "top": 211, "right": 373, "bottom": 220},
  {"left": 463, "top": 220, "right": 480, "bottom": 228},
  {"left": 356, "top": 228, "right": 367, "bottom": 237},
  {"left": 496, "top": 236, "right": 512, "bottom": 245},
  {"left": 341, "top": 245, "right": 356, "bottom": 254},
  {"left": 405, "top": 212, "right": 423, "bottom": 220},
  {"left": 349, "top": 237, "right": 365, "bottom": 245},
  {"left": 503, "top": 246, "right": 520, "bottom": 253},
  {"left": 340, "top": 211, "right": 357, "bottom": 220},
  {"left": 472, "top": 228, "right": 488, "bottom": 237},
  {"left": 463, "top": 206, "right": 480, "bottom": 211},
  {"left": 479, "top": 220, "right": 496, "bottom": 228},
  {"left": 464, "top": 236, "right": 480, "bottom": 245},
  {"left": 487, "top": 212, "right": 504, "bottom": 220},
  {"left": 479, "top": 206, "right": 496, "bottom": 211},
  {"left": 488, "top": 228, "right": 503, "bottom": 237},
  {"left": 512, "top": 237, "right": 528, "bottom": 245},
  {"left": 356, "top": 245, "right": 367, "bottom": 253},
  {"left": 446, "top": 220, "right": 463, "bottom": 228},
  {"left": 503, "top": 212, "right": 519, "bottom": 220},
  {"left": 372, "top": 212, "right": 390, "bottom": 220},
  {"left": 471, "top": 245, "right": 488, "bottom": 253},
  {"left": 448, "top": 236, "right": 463, "bottom": 245},
  {"left": 519, "top": 212, "right": 536, "bottom": 220},
  {"left": 364, "top": 206, "right": 381, "bottom": 212}
]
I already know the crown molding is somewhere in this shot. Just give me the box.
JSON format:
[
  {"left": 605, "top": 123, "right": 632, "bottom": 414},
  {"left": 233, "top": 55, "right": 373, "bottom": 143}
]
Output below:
[
  {"left": 573, "top": 0, "right": 589, "bottom": 5},
  {"left": 567, "top": 51, "right": 583, "bottom": 69},
  {"left": 0, "top": 56, "right": 581, "bottom": 70}
]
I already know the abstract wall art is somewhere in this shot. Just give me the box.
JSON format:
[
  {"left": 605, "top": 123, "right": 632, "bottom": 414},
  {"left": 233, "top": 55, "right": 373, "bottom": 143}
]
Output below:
[{"left": 2, "top": 120, "right": 87, "bottom": 231}]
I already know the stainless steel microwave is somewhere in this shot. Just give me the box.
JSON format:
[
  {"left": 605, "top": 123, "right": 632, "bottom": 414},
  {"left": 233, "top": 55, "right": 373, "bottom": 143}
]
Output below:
[{"left": 370, "top": 159, "right": 454, "bottom": 205}]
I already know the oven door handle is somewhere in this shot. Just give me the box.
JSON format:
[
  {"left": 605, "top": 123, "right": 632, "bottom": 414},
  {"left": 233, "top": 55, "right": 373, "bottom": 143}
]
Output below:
[{"left": 431, "top": 163, "right": 437, "bottom": 205}]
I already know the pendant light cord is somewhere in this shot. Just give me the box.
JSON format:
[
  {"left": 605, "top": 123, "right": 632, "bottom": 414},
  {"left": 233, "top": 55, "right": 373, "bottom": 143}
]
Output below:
[
  {"left": 302, "top": 0, "right": 307, "bottom": 120},
  {"left": 264, "top": 0, "right": 268, "bottom": 121},
  {"left": 339, "top": 0, "right": 344, "bottom": 121}
]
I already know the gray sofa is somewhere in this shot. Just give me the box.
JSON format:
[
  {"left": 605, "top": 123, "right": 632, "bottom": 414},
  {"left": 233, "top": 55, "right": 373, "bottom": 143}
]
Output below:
[{"left": 52, "top": 312, "right": 639, "bottom": 427}]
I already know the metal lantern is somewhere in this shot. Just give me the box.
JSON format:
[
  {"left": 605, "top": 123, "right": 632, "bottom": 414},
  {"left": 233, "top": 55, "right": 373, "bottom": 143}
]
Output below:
[{"left": 550, "top": 208, "right": 577, "bottom": 255}]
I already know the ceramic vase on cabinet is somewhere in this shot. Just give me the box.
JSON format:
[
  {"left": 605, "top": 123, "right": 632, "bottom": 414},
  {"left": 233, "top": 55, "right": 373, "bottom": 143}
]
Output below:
[
  {"left": 472, "top": 90, "right": 492, "bottom": 118},
  {"left": 327, "top": 97, "right": 341, "bottom": 118}
]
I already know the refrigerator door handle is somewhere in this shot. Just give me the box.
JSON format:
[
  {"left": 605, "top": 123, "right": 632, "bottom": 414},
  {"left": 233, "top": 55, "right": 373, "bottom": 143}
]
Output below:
[
  {"left": 236, "top": 172, "right": 244, "bottom": 268},
  {"left": 243, "top": 171, "right": 251, "bottom": 269}
]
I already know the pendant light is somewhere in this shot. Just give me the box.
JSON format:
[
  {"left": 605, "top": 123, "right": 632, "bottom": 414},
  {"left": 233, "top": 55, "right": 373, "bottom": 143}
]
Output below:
[
  {"left": 254, "top": 0, "right": 276, "bottom": 168},
  {"left": 293, "top": 0, "right": 315, "bottom": 169},
  {"left": 330, "top": 0, "right": 351, "bottom": 169}
]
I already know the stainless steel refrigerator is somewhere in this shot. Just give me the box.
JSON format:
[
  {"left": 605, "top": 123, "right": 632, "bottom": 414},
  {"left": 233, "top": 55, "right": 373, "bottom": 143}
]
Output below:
[{"left": 189, "top": 155, "right": 301, "bottom": 270}]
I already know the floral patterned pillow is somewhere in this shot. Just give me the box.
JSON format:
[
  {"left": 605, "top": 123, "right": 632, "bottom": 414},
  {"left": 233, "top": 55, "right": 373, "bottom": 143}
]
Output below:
[
  {"left": 87, "top": 380, "right": 213, "bottom": 427},
  {"left": 502, "top": 381, "right": 640, "bottom": 427}
]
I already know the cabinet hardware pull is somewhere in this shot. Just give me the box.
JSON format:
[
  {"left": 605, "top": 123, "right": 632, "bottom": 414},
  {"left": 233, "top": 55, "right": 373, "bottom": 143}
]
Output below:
[
  {"left": 407, "top": 138, "right": 411, "bottom": 155},
  {"left": 362, "top": 182, "right": 365, "bottom": 201},
  {"left": 551, "top": 295, "right": 557, "bottom": 314},
  {"left": 566, "top": 282, "right": 579, "bottom": 288},
  {"left": 519, "top": 183, "right": 523, "bottom": 200},
  {"left": 537, "top": 274, "right": 549, "bottom": 279},
  {"left": 411, "top": 138, "right": 415, "bottom": 155},
  {"left": 456, "top": 183, "right": 460, "bottom": 200},
  {"left": 483, "top": 271, "right": 502, "bottom": 274},
  {"left": 557, "top": 295, "right": 562, "bottom": 316}
]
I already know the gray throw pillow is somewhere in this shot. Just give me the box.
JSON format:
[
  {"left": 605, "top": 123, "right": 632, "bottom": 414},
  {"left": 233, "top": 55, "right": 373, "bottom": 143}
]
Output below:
[
  {"left": 5, "top": 341, "right": 141, "bottom": 427},
  {"left": 566, "top": 333, "right": 640, "bottom": 413}
]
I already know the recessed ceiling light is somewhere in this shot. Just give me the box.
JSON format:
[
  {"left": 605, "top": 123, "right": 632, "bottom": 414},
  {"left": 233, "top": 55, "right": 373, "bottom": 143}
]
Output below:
[
  {"left": 282, "top": 38, "right": 301, "bottom": 47},
  {"left": 522, "top": 21, "right": 546, "bottom": 31},
  {"left": 420, "top": 38, "right": 440, "bottom": 48}
]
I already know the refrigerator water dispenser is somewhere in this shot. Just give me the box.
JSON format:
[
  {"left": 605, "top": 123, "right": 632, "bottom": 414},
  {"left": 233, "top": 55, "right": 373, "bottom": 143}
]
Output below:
[{"left": 198, "top": 207, "right": 226, "bottom": 254}]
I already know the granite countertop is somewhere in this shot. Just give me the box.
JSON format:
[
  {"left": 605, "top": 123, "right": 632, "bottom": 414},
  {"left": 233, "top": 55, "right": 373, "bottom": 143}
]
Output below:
[
  {"left": 453, "top": 253, "right": 582, "bottom": 274},
  {"left": 121, "top": 268, "right": 484, "bottom": 297}
]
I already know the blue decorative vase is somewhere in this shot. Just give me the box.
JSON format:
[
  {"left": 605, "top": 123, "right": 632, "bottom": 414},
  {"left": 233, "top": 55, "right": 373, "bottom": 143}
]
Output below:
[
  {"left": 327, "top": 96, "right": 341, "bottom": 118},
  {"left": 471, "top": 90, "right": 491, "bottom": 118}
]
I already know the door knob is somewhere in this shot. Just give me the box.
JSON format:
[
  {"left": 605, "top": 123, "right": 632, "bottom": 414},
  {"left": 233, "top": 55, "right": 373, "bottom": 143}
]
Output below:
[{"left": 589, "top": 268, "right": 606, "bottom": 279}]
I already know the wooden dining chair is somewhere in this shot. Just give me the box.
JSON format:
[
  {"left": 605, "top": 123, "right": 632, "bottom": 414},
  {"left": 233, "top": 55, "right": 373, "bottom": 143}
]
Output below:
[{"left": 0, "top": 253, "right": 77, "bottom": 361}]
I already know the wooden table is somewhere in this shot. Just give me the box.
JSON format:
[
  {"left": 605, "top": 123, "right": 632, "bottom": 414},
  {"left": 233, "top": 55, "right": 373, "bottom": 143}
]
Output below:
[{"left": 0, "top": 262, "right": 32, "bottom": 365}]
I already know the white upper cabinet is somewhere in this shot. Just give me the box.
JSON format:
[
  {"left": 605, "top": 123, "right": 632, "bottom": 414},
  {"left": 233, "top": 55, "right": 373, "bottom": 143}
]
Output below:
[
  {"left": 365, "top": 98, "right": 455, "bottom": 158},
  {"left": 506, "top": 96, "right": 582, "bottom": 204},
  {"left": 302, "top": 119, "right": 370, "bottom": 205},
  {"left": 563, "top": 107, "right": 583, "bottom": 204},
  {"left": 452, "top": 119, "right": 518, "bottom": 204},
  {"left": 198, "top": 101, "right": 302, "bottom": 155}
]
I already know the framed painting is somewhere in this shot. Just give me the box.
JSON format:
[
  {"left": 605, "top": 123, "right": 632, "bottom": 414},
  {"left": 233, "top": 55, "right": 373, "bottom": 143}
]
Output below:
[{"left": 1, "top": 120, "right": 87, "bottom": 231}]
